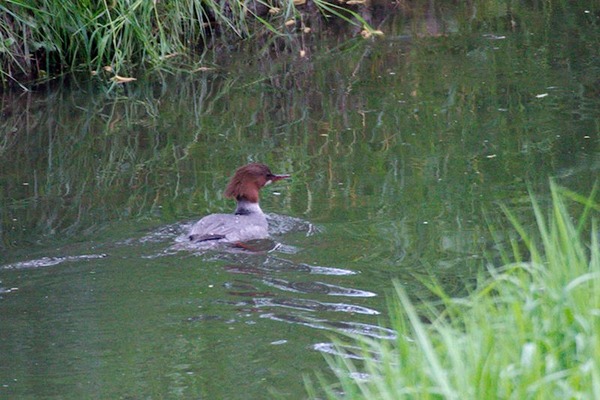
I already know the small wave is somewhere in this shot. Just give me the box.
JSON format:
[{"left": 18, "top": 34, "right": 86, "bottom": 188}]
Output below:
[
  {"left": 263, "top": 257, "right": 356, "bottom": 275},
  {"left": 261, "top": 313, "right": 396, "bottom": 339},
  {"left": 1, "top": 254, "right": 107, "bottom": 270},
  {"left": 253, "top": 297, "right": 380, "bottom": 315},
  {"left": 267, "top": 213, "right": 321, "bottom": 236},
  {"left": 140, "top": 223, "right": 186, "bottom": 243},
  {"left": 312, "top": 342, "right": 369, "bottom": 360},
  {"left": 0, "top": 286, "right": 19, "bottom": 295},
  {"left": 307, "top": 265, "right": 357, "bottom": 276},
  {"left": 263, "top": 277, "right": 376, "bottom": 297},
  {"left": 115, "top": 222, "right": 188, "bottom": 246}
]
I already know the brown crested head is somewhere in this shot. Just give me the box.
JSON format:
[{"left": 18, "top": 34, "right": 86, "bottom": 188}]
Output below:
[{"left": 224, "top": 163, "right": 290, "bottom": 203}]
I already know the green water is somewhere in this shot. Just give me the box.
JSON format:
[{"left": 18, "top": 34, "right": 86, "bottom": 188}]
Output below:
[{"left": 1, "top": 3, "right": 598, "bottom": 399}]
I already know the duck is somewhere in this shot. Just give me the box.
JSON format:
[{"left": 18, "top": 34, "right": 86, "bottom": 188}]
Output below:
[{"left": 188, "top": 163, "right": 290, "bottom": 243}]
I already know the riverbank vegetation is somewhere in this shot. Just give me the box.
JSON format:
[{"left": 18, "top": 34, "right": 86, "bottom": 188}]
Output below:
[
  {"left": 1, "top": 0, "right": 598, "bottom": 90},
  {"left": 310, "top": 182, "right": 599, "bottom": 399},
  {"left": 0, "top": 0, "right": 372, "bottom": 89}
]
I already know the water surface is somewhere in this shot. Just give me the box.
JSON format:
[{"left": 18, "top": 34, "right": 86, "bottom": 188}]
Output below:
[{"left": 1, "top": 3, "right": 598, "bottom": 399}]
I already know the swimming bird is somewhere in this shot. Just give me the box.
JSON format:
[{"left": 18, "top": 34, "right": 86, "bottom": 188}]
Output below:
[{"left": 188, "top": 163, "right": 290, "bottom": 243}]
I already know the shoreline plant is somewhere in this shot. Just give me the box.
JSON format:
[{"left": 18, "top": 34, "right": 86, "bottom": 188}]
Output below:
[
  {"left": 0, "top": 0, "right": 375, "bottom": 89},
  {"left": 309, "top": 182, "right": 599, "bottom": 399},
  {"left": 1, "top": 0, "right": 596, "bottom": 90}
]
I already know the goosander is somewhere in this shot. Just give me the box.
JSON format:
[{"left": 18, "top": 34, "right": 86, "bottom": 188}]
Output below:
[{"left": 188, "top": 163, "right": 290, "bottom": 243}]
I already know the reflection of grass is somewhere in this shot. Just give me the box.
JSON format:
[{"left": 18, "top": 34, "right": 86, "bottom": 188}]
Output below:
[
  {"left": 0, "top": 0, "right": 373, "bottom": 87},
  {"left": 1, "top": 0, "right": 597, "bottom": 249},
  {"left": 3, "top": 0, "right": 596, "bottom": 88},
  {"left": 310, "top": 182, "right": 600, "bottom": 399}
]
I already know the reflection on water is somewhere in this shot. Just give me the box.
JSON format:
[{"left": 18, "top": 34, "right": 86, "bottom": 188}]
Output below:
[
  {"left": 0, "top": 214, "right": 391, "bottom": 400},
  {"left": 0, "top": 213, "right": 386, "bottom": 341},
  {"left": 1, "top": 2, "right": 598, "bottom": 398},
  {"left": 1, "top": 254, "right": 108, "bottom": 270},
  {"left": 252, "top": 297, "right": 380, "bottom": 315},
  {"left": 261, "top": 313, "right": 396, "bottom": 340},
  {"left": 158, "top": 215, "right": 387, "bottom": 349},
  {"left": 0, "top": 285, "right": 18, "bottom": 295},
  {"left": 312, "top": 342, "right": 368, "bottom": 360},
  {"left": 166, "top": 216, "right": 384, "bottom": 342},
  {"left": 223, "top": 259, "right": 356, "bottom": 276},
  {"left": 262, "top": 277, "right": 376, "bottom": 297}
]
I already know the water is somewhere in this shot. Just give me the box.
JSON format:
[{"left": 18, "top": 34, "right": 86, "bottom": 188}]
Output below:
[{"left": 1, "top": 3, "right": 599, "bottom": 399}]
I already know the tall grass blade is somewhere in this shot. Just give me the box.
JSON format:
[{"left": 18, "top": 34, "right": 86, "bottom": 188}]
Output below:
[{"left": 312, "top": 183, "right": 600, "bottom": 399}]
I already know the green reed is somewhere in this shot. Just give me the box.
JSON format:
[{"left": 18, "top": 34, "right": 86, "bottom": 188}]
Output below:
[
  {"left": 309, "top": 182, "right": 600, "bottom": 399},
  {"left": 0, "top": 0, "right": 375, "bottom": 88},
  {"left": 1, "top": 0, "right": 204, "bottom": 79},
  {"left": 2, "top": 0, "right": 597, "bottom": 89}
]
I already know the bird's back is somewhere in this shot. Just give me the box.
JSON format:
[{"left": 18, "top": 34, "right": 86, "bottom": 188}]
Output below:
[{"left": 188, "top": 212, "right": 269, "bottom": 242}]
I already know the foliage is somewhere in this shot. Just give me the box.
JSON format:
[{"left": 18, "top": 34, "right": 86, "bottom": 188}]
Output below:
[
  {"left": 310, "top": 182, "right": 600, "bottom": 399},
  {"left": 2, "top": 0, "right": 597, "bottom": 89},
  {"left": 0, "top": 0, "right": 375, "bottom": 88}
]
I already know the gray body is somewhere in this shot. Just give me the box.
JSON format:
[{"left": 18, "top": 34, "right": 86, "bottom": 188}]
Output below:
[{"left": 188, "top": 201, "right": 268, "bottom": 242}]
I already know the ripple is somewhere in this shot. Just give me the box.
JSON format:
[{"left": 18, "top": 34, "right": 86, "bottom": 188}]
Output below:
[
  {"left": 312, "top": 342, "right": 367, "bottom": 360},
  {"left": 261, "top": 313, "right": 397, "bottom": 339},
  {"left": 266, "top": 213, "right": 321, "bottom": 236},
  {"left": 223, "top": 265, "right": 266, "bottom": 275},
  {"left": 263, "top": 257, "right": 356, "bottom": 275},
  {"left": 0, "top": 286, "right": 19, "bottom": 295},
  {"left": 138, "top": 222, "right": 185, "bottom": 243},
  {"left": 263, "top": 278, "right": 376, "bottom": 297},
  {"left": 307, "top": 265, "right": 357, "bottom": 276},
  {"left": 253, "top": 297, "right": 380, "bottom": 315},
  {"left": 218, "top": 256, "right": 356, "bottom": 276},
  {"left": 1, "top": 254, "right": 107, "bottom": 270}
]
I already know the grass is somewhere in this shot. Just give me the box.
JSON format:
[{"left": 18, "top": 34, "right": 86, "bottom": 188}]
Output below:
[
  {"left": 0, "top": 0, "right": 221, "bottom": 84},
  {"left": 309, "top": 181, "right": 600, "bottom": 399},
  {"left": 1, "top": 0, "right": 597, "bottom": 89},
  {"left": 0, "top": 0, "right": 375, "bottom": 89}
]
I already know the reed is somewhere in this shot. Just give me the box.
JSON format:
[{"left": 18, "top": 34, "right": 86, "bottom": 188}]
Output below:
[
  {"left": 0, "top": 0, "right": 374, "bottom": 89},
  {"left": 310, "top": 182, "right": 600, "bottom": 399},
  {"left": 1, "top": 0, "right": 209, "bottom": 82},
  {"left": 2, "top": 0, "right": 597, "bottom": 89}
]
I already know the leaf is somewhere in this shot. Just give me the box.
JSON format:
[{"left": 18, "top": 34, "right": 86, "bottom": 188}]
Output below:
[
  {"left": 193, "top": 67, "right": 216, "bottom": 72},
  {"left": 111, "top": 75, "right": 137, "bottom": 83}
]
